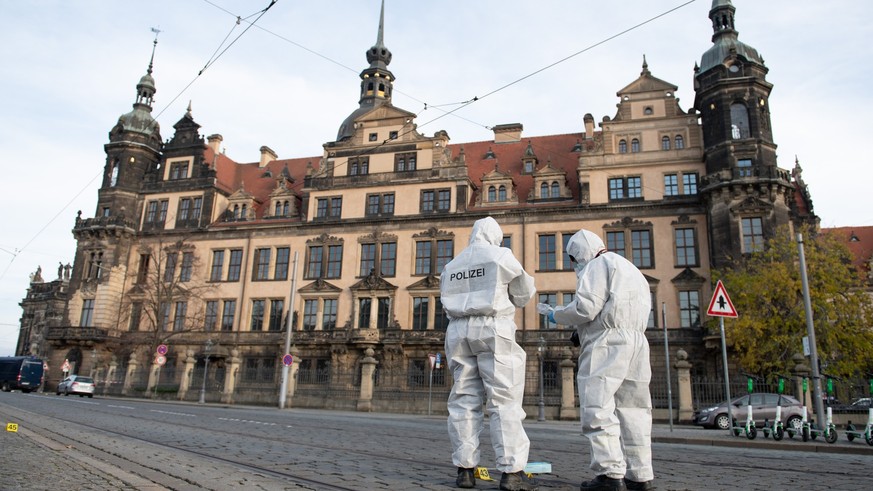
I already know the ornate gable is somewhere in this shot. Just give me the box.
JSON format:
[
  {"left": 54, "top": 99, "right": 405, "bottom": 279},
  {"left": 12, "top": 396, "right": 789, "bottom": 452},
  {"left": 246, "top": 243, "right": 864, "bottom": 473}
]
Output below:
[
  {"left": 299, "top": 278, "right": 343, "bottom": 293},
  {"left": 477, "top": 163, "right": 518, "bottom": 206},
  {"left": 350, "top": 271, "right": 397, "bottom": 292},
  {"left": 407, "top": 274, "right": 441, "bottom": 291}
]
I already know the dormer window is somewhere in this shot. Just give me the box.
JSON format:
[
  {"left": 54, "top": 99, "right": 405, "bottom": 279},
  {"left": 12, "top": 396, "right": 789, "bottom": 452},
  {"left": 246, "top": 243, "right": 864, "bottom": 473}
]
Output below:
[
  {"left": 498, "top": 185, "right": 506, "bottom": 201},
  {"left": 488, "top": 186, "right": 496, "bottom": 202},
  {"left": 348, "top": 157, "right": 369, "bottom": 176},
  {"left": 169, "top": 161, "right": 189, "bottom": 180},
  {"left": 524, "top": 161, "right": 534, "bottom": 173},
  {"left": 369, "top": 133, "right": 378, "bottom": 142}
]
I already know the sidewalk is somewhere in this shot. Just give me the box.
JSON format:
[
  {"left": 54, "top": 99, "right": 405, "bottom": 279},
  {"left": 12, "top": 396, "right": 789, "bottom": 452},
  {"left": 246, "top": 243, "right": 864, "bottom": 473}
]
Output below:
[{"left": 650, "top": 422, "right": 873, "bottom": 456}]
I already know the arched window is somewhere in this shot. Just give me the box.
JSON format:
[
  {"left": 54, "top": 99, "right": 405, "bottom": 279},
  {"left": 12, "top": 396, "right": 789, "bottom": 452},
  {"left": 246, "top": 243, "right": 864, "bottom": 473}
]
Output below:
[
  {"left": 274, "top": 202, "right": 281, "bottom": 216},
  {"left": 661, "top": 136, "right": 670, "bottom": 150},
  {"left": 488, "top": 186, "right": 496, "bottom": 202},
  {"left": 631, "top": 138, "right": 640, "bottom": 153},
  {"left": 283, "top": 201, "right": 290, "bottom": 216},
  {"left": 110, "top": 161, "right": 119, "bottom": 187},
  {"left": 551, "top": 182, "right": 560, "bottom": 197},
  {"left": 498, "top": 185, "right": 506, "bottom": 201},
  {"left": 618, "top": 139, "right": 627, "bottom": 153},
  {"left": 675, "top": 135, "right": 685, "bottom": 149},
  {"left": 241, "top": 204, "right": 247, "bottom": 219},
  {"left": 233, "top": 204, "right": 240, "bottom": 219},
  {"left": 540, "top": 182, "right": 549, "bottom": 198},
  {"left": 730, "top": 103, "right": 750, "bottom": 139}
]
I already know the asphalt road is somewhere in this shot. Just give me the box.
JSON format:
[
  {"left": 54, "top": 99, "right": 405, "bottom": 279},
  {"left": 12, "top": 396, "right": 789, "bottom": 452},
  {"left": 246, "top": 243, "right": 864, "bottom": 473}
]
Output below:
[{"left": 0, "top": 391, "right": 870, "bottom": 490}]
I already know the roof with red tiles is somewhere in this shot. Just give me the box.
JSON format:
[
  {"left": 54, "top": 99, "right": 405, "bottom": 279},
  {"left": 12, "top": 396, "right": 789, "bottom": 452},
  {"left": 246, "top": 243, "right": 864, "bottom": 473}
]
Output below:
[{"left": 823, "top": 226, "right": 873, "bottom": 279}]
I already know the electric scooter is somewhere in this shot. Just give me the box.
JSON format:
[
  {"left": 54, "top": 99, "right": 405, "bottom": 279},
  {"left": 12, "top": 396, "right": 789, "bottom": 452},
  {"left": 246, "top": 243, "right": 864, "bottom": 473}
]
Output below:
[
  {"left": 807, "top": 373, "right": 839, "bottom": 444},
  {"left": 787, "top": 376, "right": 809, "bottom": 440},
  {"left": 845, "top": 374, "right": 873, "bottom": 446},
  {"left": 730, "top": 373, "right": 758, "bottom": 440},
  {"left": 762, "top": 374, "right": 789, "bottom": 441}
]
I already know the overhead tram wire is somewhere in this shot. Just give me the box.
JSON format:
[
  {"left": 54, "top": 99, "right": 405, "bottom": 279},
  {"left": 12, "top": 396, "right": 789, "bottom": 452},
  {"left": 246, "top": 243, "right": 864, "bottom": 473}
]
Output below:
[
  {"left": 278, "top": 0, "right": 698, "bottom": 189},
  {"left": 0, "top": 2, "right": 280, "bottom": 283}
]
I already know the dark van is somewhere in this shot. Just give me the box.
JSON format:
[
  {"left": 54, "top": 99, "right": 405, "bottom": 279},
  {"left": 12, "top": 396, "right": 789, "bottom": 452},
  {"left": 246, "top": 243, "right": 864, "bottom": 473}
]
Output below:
[{"left": 0, "top": 356, "right": 45, "bottom": 393}]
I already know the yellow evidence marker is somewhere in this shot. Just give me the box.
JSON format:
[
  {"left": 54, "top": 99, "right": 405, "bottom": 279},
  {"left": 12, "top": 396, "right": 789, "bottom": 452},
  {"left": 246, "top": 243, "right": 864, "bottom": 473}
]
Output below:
[
  {"left": 474, "top": 467, "right": 494, "bottom": 481},
  {"left": 6, "top": 422, "right": 19, "bottom": 432}
]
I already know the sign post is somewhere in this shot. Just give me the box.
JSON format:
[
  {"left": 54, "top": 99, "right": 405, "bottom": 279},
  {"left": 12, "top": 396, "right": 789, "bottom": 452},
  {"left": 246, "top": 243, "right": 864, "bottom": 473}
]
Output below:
[
  {"left": 428, "top": 353, "right": 436, "bottom": 416},
  {"left": 707, "top": 280, "right": 738, "bottom": 435}
]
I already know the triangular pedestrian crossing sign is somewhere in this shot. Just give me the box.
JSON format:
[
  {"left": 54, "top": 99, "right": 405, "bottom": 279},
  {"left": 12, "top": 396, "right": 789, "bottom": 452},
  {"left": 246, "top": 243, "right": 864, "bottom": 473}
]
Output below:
[{"left": 707, "top": 280, "right": 738, "bottom": 317}]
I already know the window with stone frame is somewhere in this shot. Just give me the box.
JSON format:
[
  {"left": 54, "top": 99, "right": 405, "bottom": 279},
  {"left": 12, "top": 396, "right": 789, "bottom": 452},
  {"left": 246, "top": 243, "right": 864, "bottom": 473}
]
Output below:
[
  {"left": 305, "top": 235, "right": 344, "bottom": 279},
  {"left": 172, "top": 301, "right": 187, "bottom": 331},
  {"left": 168, "top": 161, "right": 189, "bottom": 180},
  {"left": 394, "top": 152, "right": 417, "bottom": 172},
  {"left": 315, "top": 196, "right": 343, "bottom": 220},
  {"left": 250, "top": 299, "right": 265, "bottom": 331},
  {"left": 674, "top": 227, "right": 699, "bottom": 267},
  {"left": 421, "top": 188, "right": 451, "bottom": 213},
  {"left": 274, "top": 247, "right": 290, "bottom": 280},
  {"left": 741, "top": 217, "right": 765, "bottom": 253},
  {"left": 679, "top": 290, "right": 701, "bottom": 327},
  {"left": 608, "top": 176, "right": 642, "bottom": 201},
  {"left": 221, "top": 299, "right": 236, "bottom": 331},
  {"left": 227, "top": 249, "right": 243, "bottom": 281},
  {"left": 268, "top": 299, "right": 284, "bottom": 331},
  {"left": 253, "top": 248, "right": 271, "bottom": 281},
  {"left": 538, "top": 234, "right": 557, "bottom": 271},
  {"left": 348, "top": 157, "right": 369, "bottom": 176},
  {"left": 365, "top": 193, "right": 395, "bottom": 217}
]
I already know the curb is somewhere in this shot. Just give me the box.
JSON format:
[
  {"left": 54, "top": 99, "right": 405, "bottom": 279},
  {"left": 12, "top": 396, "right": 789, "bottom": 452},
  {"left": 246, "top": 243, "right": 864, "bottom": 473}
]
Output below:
[{"left": 653, "top": 433, "right": 873, "bottom": 456}]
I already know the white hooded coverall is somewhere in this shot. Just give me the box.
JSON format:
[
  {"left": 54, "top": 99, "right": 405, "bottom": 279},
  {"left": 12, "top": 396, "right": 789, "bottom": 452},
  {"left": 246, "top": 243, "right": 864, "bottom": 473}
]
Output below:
[
  {"left": 441, "top": 216, "right": 536, "bottom": 473},
  {"left": 552, "top": 230, "right": 654, "bottom": 482}
]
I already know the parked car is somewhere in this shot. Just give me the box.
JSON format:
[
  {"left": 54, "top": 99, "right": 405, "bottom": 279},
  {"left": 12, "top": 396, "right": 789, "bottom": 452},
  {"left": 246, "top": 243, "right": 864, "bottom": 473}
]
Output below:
[
  {"left": 848, "top": 397, "right": 872, "bottom": 410},
  {"left": 56, "top": 375, "right": 95, "bottom": 397},
  {"left": 694, "top": 393, "right": 805, "bottom": 430}
]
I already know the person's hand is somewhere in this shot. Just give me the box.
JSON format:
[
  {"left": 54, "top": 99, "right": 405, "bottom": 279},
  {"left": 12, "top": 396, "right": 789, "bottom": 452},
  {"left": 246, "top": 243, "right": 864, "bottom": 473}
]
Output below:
[{"left": 536, "top": 303, "right": 554, "bottom": 315}]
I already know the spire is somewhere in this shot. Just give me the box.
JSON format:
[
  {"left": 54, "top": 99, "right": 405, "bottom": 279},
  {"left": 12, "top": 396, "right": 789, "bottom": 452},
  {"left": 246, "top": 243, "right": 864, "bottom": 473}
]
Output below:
[
  {"left": 641, "top": 55, "right": 650, "bottom": 76},
  {"left": 698, "top": 0, "right": 764, "bottom": 73},
  {"left": 111, "top": 30, "right": 161, "bottom": 140},
  {"left": 366, "top": 0, "right": 392, "bottom": 70}
]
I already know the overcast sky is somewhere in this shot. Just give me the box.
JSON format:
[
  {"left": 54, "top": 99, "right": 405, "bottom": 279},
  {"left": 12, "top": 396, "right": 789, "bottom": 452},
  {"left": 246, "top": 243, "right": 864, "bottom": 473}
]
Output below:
[{"left": 1, "top": 0, "right": 870, "bottom": 356}]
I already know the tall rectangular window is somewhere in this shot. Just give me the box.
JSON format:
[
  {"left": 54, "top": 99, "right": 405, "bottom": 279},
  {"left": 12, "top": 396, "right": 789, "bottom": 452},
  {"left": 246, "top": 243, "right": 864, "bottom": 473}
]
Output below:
[
  {"left": 173, "top": 301, "right": 187, "bottom": 331},
  {"left": 179, "top": 252, "right": 193, "bottom": 282},
  {"left": 227, "top": 249, "right": 243, "bottom": 281},
  {"left": 177, "top": 198, "right": 191, "bottom": 222},
  {"left": 436, "top": 240, "right": 453, "bottom": 273},
  {"left": 164, "top": 253, "right": 177, "bottom": 283},
  {"left": 380, "top": 242, "right": 397, "bottom": 277},
  {"left": 326, "top": 245, "right": 343, "bottom": 278},
  {"left": 608, "top": 178, "right": 625, "bottom": 200},
  {"left": 682, "top": 173, "right": 698, "bottom": 195},
  {"left": 360, "top": 243, "right": 376, "bottom": 276},
  {"left": 157, "top": 200, "right": 168, "bottom": 224},
  {"left": 160, "top": 303, "right": 171, "bottom": 331},
  {"left": 421, "top": 190, "right": 435, "bottom": 213},
  {"left": 664, "top": 174, "right": 679, "bottom": 197},
  {"left": 377, "top": 297, "right": 391, "bottom": 329},
  {"left": 675, "top": 228, "right": 698, "bottom": 267},
  {"left": 741, "top": 217, "right": 764, "bottom": 253},
  {"left": 631, "top": 230, "right": 653, "bottom": 268},
  {"left": 627, "top": 177, "right": 642, "bottom": 198},
  {"left": 365, "top": 193, "right": 395, "bottom": 217},
  {"left": 145, "top": 200, "right": 159, "bottom": 223},
  {"left": 539, "top": 234, "right": 557, "bottom": 271},
  {"left": 80, "top": 299, "right": 95, "bottom": 327},
  {"left": 322, "top": 299, "right": 337, "bottom": 330},
  {"left": 221, "top": 300, "right": 236, "bottom": 331},
  {"left": 561, "top": 233, "right": 573, "bottom": 271},
  {"left": 250, "top": 299, "right": 265, "bottom": 331},
  {"left": 274, "top": 247, "right": 289, "bottom": 280},
  {"left": 253, "top": 248, "right": 271, "bottom": 280},
  {"left": 413, "top": 297, "right": 429, "bottom": 330},
  {"left": 358, "top": 298, "right": 371, "bottom": 328},
  {"left": 679, "top": 290, "right": 700, "bottom": 327},
  {"left": 434, "top": 297, "right": 449, "bottom": 331},
  {"left": 205, "top": 301, "right": 218, "bottom": 331},
  {"left": 303, "top": 299, "right": 318, "bottom": 331},
  {"left": 129, "top": 302, "right": 142, "bottom": 331},
  {"left": 437, "top": 189, "right": 451, "bottom": 212},
  {"left": 415, "top": 241, "right": 432, "bottom": 275},
  {"left": 306, "top": 246, "right": 323, "bottom": 279},
  {"left": 606, "top": 231, "right": 626, "bottom": 258},
  {"left": 210, "top": 250, "right": 224, "bottom": 282},
  {"left": 269, "top": 299, "right": 284, "bottom": 331}
]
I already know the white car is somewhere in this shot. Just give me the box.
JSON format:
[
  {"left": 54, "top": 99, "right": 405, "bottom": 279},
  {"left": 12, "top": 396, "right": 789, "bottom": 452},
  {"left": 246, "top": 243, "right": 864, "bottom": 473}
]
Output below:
[{"left": 56, "top": 375, "right": 95, "bottom": 398}]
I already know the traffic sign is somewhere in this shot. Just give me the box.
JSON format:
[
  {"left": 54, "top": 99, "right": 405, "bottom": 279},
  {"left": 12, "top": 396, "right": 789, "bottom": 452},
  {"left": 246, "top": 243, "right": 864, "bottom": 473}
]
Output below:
[
  {"left": 61, "top": 359, "right": 71, "bottom": 372},
  {"left": 428, "top": 353, "right": 436, "bottom": 370},
  {"left": 706, "top": 280, "right": 738, "bottom": 318},
  {"left": 156, "top": 344, "right": 169, "bottom": 355},
  {"left": 282, "top": 354, "right": 294, "bottom": 367},
  {"left": 154, "top": 355, "right": 166, "bottom": 366}
]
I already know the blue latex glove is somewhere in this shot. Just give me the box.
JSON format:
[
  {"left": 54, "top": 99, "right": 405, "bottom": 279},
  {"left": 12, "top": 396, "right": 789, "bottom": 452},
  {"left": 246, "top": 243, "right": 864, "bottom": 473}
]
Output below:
[{"left": 548, "top": 311, "right": 556, "bottom": 324}]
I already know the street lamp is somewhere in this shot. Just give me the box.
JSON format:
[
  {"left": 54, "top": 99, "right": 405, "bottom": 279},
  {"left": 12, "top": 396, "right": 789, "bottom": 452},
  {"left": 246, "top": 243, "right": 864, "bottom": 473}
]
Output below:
[
  {"left": 198, "top": 338, "right": 213, "bottom": 404},
  {"left": 537, "top": 335, "right": 546, "bottom": 422}
]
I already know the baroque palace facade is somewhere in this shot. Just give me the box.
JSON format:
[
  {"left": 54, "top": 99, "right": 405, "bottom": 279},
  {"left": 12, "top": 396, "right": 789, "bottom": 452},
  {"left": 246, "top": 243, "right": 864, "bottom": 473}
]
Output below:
[{"left": 18, "top": 1, "right": 816, "bottom": 413}]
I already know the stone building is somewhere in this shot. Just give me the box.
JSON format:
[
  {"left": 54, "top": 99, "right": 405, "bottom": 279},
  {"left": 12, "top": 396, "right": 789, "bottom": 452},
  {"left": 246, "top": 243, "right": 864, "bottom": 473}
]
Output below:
[{"left": 18, "top": 0, "right": 815, "bottom": 415}]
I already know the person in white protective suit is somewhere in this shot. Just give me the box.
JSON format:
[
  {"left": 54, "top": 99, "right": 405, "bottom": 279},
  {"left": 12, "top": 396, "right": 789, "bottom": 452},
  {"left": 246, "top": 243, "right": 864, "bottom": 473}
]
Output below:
[
  {"left": 538, "top": 229, "right": 654, "bottom": 491},
  {"left": 441, "top": 216, "right": 539, "bottom": 491}
]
